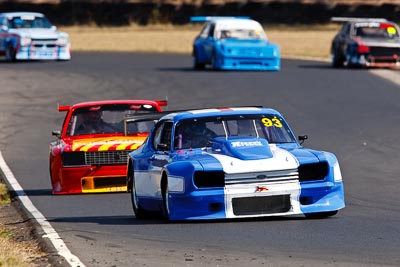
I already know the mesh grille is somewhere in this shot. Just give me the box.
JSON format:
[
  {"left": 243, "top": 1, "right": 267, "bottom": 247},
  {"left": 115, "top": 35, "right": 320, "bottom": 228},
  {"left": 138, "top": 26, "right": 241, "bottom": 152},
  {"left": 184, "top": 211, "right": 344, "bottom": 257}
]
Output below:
[
  {"left": 232, "top": 195, "right": 291, "bottom": 216},
  {"left": 32, "top": 39, "right": 57, "bottom": 42},
  {"left": 225, "top": 169, "right": 298, "bottom": 185},
  {"left": 85, "top": 150, "right": 133, "bottom": 165}
]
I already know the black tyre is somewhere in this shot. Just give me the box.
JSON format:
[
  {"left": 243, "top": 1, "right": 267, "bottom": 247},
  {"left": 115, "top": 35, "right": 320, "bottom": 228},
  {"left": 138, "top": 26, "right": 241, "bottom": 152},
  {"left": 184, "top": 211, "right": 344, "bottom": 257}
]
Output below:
[
  {"left": 211, "top": 51, "right": 217, "bottom": 70},
  {"left": 130, "top": 174, "right": 148, "bottom": 219},
  {"left": 305, "top": 210, "right": 338, "bottom": 219},
  {"left": 5, "top": 43, "right": 16, "bottom": 62},
  {"left": 161, "top": 176, "right": 170, "bottom": 219},
  {"left": 331, "top": 50, "right": 344, "bottom": 68},
  {"left": 193, "top": 50, "right": 205, "bottom": 70}
]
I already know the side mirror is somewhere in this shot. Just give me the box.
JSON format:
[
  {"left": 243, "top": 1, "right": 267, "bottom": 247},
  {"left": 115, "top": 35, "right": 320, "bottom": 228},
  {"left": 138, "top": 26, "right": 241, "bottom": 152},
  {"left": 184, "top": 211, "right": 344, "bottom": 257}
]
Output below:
[
  {"left": 157, "top": 143, "right": 169, "bottom": 151},
  {"left": 298, "top": 135, "right": 308, "bottom": 145},
  {"left": 52, "top": 130, "right": 61, "bottom": 138},
  {"left": 51, "top": 25, "right": 57, "bottom": 31}
]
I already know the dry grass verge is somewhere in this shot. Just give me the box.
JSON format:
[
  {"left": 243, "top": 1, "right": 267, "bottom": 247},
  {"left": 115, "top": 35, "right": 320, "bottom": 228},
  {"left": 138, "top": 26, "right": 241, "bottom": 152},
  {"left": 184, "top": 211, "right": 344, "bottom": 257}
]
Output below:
[
  {"left": 0, "top": 182, "right": 10, "bottom": 204},
  {"left": 60, "top": 23, "right": 340, "bottom": 60},
  {"left": 0, "top": 203, "right": 49, "bottom": 267}
]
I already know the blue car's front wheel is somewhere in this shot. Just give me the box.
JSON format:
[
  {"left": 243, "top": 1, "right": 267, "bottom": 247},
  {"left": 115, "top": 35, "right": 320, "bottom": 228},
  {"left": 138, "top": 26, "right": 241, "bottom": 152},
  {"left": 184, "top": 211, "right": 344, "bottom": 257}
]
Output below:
[{"left": 193, "top": 50, "right": 205, "bottom": 70}]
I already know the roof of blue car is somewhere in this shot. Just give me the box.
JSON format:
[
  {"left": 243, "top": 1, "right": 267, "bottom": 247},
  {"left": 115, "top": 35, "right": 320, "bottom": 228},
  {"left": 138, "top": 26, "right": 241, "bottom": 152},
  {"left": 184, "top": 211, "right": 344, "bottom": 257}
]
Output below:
[
  {"left": 0, "top": 12, "right": 45, "bottom": 18},
  {"left": 161, "top": 107, "right": 282, "bottom": 121}
]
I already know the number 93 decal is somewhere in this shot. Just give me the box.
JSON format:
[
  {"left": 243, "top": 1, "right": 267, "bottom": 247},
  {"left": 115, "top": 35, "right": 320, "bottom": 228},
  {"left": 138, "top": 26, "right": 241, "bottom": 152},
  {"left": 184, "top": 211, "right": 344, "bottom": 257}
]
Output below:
[{"left": 262, "top": 117, "right": 282, "bottom": 128}]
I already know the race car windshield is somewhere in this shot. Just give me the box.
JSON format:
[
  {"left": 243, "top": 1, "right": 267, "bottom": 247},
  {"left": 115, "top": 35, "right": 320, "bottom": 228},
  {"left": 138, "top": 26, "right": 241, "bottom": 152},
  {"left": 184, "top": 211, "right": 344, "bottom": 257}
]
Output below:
[
  {"left": 355, "top": 25, "right": 399, "bottom": 39},
  {"left": 9, "top": 16, "right": 52, "bottom": 29},
  {"left": 218, "top": 29, "right": 266, "bottom": 40},
  {"left": 174, "top": 114, "right": 296, "bottom": 149},
  {"left": 66, "top": 104, "right": 158, "bottom": 136}
]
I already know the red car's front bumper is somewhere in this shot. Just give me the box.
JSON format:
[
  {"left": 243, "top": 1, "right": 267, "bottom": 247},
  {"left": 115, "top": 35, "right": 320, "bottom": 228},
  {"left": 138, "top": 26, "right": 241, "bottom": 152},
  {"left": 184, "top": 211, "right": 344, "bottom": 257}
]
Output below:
[{"left": 52, "top": 165, "right": 127, "bottom": 194}]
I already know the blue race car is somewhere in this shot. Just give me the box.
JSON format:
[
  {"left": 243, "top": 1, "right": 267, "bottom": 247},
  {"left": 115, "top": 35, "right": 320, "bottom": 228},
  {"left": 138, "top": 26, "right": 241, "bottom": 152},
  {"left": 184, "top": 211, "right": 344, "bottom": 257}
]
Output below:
[
  {"left": 127, "top": 107, "right": 345, "bottom": 220},
  {"left": 191, "top": 17, "right": 280, "bottom": 71}
]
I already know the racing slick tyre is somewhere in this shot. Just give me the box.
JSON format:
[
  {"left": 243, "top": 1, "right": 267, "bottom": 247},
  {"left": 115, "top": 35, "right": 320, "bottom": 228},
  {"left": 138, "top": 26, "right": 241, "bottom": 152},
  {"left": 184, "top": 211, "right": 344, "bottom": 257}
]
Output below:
[
  {"left": 305, "top": 210, "right": 338, "bottom": 219},
  {"left": 193, "top": 50, "right": 205, "bottom": 70},
  {"left": 5, "top": 44, "right": 16, "bottom": 62},
  {"left": 211, "top": 52, "right": 217, "bottom": 70},
  {"left": 130, "top": 175, "right": 149, "bottom": 219},
  {"left": 331, "top": 50, "right": 344, "bottom": 68},
  {"left": 161, "top": 175, "right": 170, "bottom": 220}
]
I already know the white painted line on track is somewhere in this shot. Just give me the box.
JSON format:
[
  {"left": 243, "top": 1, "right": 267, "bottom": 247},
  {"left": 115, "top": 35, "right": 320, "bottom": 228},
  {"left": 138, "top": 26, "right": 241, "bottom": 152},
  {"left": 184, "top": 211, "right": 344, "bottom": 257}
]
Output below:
[
  {"left": 0, "top": 151, "right": 85, "bottom": 267},
  {"left": 370, "top": 69, "right": 400, "bottom": 87}
]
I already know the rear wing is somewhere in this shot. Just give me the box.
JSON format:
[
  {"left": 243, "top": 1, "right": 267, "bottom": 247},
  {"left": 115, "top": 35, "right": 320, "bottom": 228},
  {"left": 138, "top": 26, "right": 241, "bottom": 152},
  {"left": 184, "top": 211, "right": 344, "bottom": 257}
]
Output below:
[
  {"left": 331, "top": 17, "right": 388, "bottom": 23},
  {"left": 123, "top": 105, "right": 265, "bottom": 135},
  {"left": 57, "top": 99, "right": 167, "bottom": 113},
  {"left": 58, "top": 104, "right": 70, "bottom": 112},
  {"left": 123, "top": 113, "right": 166, "bottom": 136},
  {"left": 155, "top": 99, "right": 168, "bottom": 107},
  {"left": 190, "top": 16, "right": 250, "bottom": 23}
]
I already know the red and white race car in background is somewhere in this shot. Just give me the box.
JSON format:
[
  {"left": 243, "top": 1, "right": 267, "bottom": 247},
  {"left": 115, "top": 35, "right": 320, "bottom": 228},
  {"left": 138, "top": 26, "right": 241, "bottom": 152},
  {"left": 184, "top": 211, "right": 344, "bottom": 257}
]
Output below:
[
  {"left": 49, "top": 99, "right": 167, "bottom": 194},
  {"left": 331, "top": 17, "right": 400, "bottom": 68}
]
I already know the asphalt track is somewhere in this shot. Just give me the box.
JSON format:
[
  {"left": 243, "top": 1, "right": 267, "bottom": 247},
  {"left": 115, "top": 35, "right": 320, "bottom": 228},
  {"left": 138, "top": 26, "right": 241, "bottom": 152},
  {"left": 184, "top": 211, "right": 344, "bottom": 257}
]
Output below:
[{"left": 0, "top": 52, "right": 400, "bottom": 267}]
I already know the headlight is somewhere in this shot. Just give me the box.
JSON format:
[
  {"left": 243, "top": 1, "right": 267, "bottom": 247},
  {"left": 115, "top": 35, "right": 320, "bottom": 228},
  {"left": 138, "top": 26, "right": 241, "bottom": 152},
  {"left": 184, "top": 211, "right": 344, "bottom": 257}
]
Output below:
[
  {"left": 333, "top": 163, "right": 343, "bottom": 182},
  {"left": 20, "top": 37, "right": 31, "bottom": 46},
  {"left": 57, "top": 36, "right": 69, "bottom": 46}
]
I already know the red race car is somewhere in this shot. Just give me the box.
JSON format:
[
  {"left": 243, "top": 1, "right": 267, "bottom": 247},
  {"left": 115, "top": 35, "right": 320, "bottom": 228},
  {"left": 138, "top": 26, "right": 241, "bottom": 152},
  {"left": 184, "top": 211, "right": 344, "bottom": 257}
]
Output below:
[{"left": 49, "top": 99, "right": 167, "bottom": 194}]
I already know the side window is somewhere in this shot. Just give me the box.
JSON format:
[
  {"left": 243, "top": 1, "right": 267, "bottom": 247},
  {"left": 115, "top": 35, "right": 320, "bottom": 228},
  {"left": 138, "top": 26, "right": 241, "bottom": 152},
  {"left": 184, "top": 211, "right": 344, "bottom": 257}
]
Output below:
[
  {"left": 152, "top": 121, "right": 173, "bottom": 151},
  {"left": 344, "top": 23, "right": 352, "bottom": 36},
  {"left": 338, "top": 23, "right": 349, "bottom": 37},
  {"left": 7, "top": 18, "right": 12, "bottom": 28},
  {"left": 200, "top": 24, "right": 210, "bottom": 38},
  {"left": 208, "top": 23, "right": 215, "bottom": 38},
  {"left": 152, "top": 123, "right": 164, "bottom": 149}
]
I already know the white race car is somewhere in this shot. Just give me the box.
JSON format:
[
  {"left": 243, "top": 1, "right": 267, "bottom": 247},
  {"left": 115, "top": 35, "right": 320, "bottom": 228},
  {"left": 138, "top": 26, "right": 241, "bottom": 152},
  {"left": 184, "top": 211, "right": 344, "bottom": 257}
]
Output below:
[{"left": 0, "top": 12, "right": 71, "bottom": 61}]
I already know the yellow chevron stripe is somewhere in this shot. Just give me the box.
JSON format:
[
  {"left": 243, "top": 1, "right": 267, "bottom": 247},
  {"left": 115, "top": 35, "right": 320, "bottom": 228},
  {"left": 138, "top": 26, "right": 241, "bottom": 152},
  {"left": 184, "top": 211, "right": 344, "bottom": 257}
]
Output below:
[
  {"left": 131, "top": 143, "right": 142, "bottom": 150},
  {"left": 98, "top": 144, "right": 114, "bottom": 151},
  {"left": 116, "top": 143, "right": 130, "bottom": 150},
  {"left": 80, "top": 145, "right": 92, "bottom": 152}
]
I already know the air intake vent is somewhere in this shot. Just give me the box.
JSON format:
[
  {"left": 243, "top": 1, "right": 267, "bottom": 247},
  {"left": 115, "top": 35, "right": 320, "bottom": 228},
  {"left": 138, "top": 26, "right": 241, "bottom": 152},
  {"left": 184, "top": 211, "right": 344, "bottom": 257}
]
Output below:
[{"left": 298, "top": 162, "right": 328, "bottom": 182}]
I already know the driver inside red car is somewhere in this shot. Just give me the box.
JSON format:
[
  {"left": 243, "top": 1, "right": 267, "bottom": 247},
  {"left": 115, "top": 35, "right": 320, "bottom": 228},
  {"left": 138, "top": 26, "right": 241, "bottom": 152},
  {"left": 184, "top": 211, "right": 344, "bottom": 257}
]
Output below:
[{"left": 75, "top": 110, "right": 115, "bottom": 135}]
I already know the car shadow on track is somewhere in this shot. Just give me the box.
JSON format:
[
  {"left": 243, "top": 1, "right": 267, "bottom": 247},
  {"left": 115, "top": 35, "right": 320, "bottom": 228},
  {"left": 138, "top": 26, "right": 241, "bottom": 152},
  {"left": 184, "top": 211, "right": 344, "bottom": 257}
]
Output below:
[
  {"left": 157, "top": 67, "right": 225, "bottom": 72},
  {"left": 298, "top": 63, "right": 400, "bottom": 71},
  {"left": 11, "top": 188, "right": 53, "bottom": 196},
  {"left": 297, "top": 63, "right": 335, "bottom": 69},
  {"left": 46, "top": 214, "right": 324, "bottom": 226},
  {"left": 157, "top": 67, "right": 279, "bottom": 73}
]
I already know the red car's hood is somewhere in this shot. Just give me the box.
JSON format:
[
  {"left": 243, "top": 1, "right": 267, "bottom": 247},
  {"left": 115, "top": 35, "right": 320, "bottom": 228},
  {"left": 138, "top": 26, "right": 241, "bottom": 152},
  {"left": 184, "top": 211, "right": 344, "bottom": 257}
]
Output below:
[{"left": 67, "top": 136, "right": 147, "bottom": 152}]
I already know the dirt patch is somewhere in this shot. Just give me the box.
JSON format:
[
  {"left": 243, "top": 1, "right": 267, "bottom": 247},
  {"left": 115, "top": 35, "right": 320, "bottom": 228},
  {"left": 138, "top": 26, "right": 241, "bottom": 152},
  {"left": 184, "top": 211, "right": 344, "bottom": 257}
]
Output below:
[{"left": 0, "top": 199, "right": 58, "bottom": 267}]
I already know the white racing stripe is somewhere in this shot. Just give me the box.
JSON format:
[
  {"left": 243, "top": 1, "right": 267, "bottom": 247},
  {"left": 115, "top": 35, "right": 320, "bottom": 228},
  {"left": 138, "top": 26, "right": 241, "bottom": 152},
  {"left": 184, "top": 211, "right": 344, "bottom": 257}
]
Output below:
[
  {"left": 207, "top": 145, "right": 299, "bottom": 173},
  {"left": 0, "top": 151, "right": 85, "bottom": 267}
]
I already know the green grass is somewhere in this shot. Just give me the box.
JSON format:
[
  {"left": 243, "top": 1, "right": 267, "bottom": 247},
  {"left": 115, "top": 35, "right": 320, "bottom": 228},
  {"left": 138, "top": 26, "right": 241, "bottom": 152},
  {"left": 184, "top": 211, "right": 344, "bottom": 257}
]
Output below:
[{"left": 0, "top": 183, "right": 10, "bottom": 205}]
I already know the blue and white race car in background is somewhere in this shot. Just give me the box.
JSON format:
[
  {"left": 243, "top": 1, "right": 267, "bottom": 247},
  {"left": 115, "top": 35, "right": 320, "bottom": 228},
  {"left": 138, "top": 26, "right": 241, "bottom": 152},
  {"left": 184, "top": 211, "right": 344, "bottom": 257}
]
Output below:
[
  {"left": 0, "top": 12, "right": 71, "bottom": 61},
  {"left": 191, "top": 16, "right": 280, "bottom": 71},
  {"left": 127, "top": 107, "right": 345, "bottom": 220}
]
